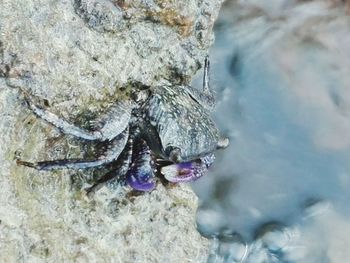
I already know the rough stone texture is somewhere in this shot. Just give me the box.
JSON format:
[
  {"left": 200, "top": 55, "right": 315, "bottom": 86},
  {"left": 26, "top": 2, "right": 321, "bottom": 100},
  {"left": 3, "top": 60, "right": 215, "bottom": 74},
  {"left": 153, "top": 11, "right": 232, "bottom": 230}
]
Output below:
[
  {"left": 0, "top": 180, "right": 207, "bottom": 262},
  {"left": 0, "top": 0, "right": 223, "bottom": 262}
]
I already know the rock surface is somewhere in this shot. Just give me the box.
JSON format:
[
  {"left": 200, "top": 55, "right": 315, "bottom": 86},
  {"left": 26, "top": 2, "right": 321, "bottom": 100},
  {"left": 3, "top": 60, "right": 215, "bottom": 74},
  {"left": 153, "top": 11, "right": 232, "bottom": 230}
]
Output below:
[{"left": 0, "top": 0, "right": 223, "bottom": 262}]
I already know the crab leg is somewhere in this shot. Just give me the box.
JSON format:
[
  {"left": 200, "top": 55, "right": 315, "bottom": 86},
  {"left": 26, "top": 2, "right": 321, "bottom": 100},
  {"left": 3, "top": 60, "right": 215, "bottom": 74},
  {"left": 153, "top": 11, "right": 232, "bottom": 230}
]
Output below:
[
  {"left": 17, "top": 128, "right": 129, "bottom": 170},
  {"left": 85, "top": 138, "right": 133, "bottom": 196},
  {"left": 23, "top": 92, "right": 135, "bottom": 141}
]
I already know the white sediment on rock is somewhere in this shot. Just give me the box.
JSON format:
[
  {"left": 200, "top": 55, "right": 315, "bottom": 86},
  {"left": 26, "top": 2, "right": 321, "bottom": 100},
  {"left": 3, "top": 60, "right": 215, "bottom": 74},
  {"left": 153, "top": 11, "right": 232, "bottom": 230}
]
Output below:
[{"left": 0, "top": 0, "right": 224, "bottom": 261}]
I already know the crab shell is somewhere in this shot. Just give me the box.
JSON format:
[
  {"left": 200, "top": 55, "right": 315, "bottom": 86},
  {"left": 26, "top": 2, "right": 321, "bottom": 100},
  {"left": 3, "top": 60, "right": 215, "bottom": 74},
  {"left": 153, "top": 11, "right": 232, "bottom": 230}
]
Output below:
[{"left": 140, "top": 85, "right": 220, "bottom": 162}]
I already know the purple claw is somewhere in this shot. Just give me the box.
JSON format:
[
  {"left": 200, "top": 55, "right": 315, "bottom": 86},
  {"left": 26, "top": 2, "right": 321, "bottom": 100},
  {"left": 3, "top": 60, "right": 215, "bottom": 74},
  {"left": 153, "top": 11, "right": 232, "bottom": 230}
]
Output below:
[
  {"left": 161, "top": 154, "right": 215, "bottom": 183},
  {"left": 127, "top": 174, "right": 156, "bottom": 191},
  {"left": 126, "top": 139, "right": 156, "bottom": 191}
]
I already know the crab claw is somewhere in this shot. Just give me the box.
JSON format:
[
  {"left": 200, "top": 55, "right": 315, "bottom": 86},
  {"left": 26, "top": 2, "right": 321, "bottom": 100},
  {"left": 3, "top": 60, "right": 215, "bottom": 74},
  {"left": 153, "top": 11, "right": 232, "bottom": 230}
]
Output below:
[
  {"left": 126, "top": 172, "right": 155, "bottom": 191},
  {"left": 126, "top": 139, "right": 156, "bottom": 191},
  {"left": 161, "top": 154, "right": 215, "bottom": 183}
]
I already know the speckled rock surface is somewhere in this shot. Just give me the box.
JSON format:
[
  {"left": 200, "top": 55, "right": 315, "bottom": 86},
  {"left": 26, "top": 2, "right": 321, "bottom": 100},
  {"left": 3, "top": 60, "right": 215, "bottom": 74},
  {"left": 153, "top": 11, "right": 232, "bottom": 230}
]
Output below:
[
  {"left": 0, "top": 0, "right": 223, "bottom": 261},
  {"left": 0, "top": 179, "right": 207, "bottom": 262}
]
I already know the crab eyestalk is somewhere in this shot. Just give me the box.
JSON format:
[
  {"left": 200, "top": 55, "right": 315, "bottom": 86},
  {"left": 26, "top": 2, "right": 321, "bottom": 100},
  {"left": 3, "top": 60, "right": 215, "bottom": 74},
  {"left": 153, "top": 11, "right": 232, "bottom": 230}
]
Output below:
[
  {"left": 126, "top": 139, "right": 156, "bottom": 191},
  {"left": 161, "top": 154, "right": 215, "bottom": 183}
]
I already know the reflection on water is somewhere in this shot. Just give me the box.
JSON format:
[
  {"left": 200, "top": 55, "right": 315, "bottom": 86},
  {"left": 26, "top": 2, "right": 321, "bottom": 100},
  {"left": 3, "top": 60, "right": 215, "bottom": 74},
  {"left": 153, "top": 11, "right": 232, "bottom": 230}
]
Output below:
[{"left": 192, "top": 1, "right": 350, "bottom": 262}]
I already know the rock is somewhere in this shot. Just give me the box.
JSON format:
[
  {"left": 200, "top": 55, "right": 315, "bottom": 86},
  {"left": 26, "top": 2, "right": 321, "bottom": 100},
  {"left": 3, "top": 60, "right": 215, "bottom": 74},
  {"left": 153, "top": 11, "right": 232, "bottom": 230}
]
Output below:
[
  {"left": 0, "top": 0, "right": 223, "bottom": 261},
  {"left": 0, "top": 179, "right": 209, "bottom": 262}
]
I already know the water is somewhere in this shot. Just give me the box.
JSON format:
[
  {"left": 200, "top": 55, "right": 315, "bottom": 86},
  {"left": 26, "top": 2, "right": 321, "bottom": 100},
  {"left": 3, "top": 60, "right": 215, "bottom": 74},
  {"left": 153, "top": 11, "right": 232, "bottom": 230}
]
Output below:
[{"left": 192, "top": 1, "right": 350, "bottom": 262}]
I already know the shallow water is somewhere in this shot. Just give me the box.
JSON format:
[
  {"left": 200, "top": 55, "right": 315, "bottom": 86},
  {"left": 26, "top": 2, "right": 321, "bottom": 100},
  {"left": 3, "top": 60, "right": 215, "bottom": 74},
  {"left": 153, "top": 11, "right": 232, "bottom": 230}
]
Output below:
[{"left": 193, "top": 1, "right": 350, "bottom": 262}]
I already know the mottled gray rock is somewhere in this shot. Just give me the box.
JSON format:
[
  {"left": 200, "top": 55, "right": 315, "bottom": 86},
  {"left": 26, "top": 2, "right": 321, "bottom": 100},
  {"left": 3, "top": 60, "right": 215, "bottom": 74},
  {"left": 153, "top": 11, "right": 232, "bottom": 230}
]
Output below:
[{"left": 0, "top": 0, "right": 223, "bottom": 261}]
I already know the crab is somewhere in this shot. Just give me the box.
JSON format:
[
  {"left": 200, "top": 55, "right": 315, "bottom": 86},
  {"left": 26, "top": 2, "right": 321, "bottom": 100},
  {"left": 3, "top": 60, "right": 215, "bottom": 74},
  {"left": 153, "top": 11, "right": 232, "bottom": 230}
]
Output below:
[{"left": 17, "top": 57, "right": 229, "bottom": 192}]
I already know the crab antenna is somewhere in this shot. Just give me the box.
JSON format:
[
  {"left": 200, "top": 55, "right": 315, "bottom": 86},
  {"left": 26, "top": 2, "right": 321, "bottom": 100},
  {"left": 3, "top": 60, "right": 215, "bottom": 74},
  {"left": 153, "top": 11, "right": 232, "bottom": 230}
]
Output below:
[{"left": 203, "top": 55, "right": 210, "bottom": 93}]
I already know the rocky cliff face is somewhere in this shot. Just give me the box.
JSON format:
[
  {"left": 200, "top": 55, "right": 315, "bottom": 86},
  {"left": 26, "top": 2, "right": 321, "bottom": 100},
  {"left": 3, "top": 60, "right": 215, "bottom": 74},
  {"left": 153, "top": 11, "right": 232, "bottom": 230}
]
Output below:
[{"left": 0, "top": 0, "right": 223, "bottom": 262}]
